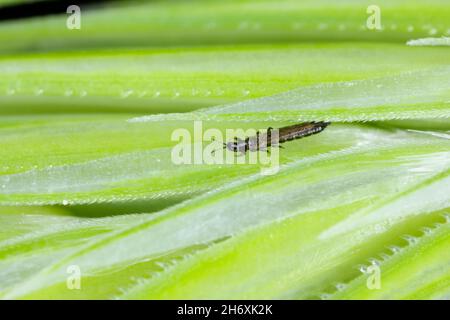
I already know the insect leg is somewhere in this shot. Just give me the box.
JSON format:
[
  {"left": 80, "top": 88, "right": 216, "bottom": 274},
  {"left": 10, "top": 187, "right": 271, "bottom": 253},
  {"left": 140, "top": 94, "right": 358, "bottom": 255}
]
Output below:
[
  {"left": 210, "top": 137, "right": 216, "bottom": 155},
  {"left": 245, "top": 137, "right": 250, "bottom": 151},
  {"left": 211, "top": 144, "right": 227, "bottom": 155},
  {"left": 210, "top": 137, "right": 228, "bottom": 155},
  {"left": 267, "top": 127, "right": 273, "bottom": 143},
  {"left": 265, "top": 133, "right": 272, "bottom": 154},
  {"left": 256, "top": 130, "right": 260, "bottom": 149}
]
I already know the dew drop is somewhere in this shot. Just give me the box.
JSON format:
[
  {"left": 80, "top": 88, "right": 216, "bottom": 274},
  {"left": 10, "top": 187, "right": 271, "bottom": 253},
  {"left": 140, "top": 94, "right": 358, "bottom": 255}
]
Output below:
[
  {"left": 155, "top": 261, "right": 168, "bottom": 269},
  {"left": 62, "top": 200, "right": 69, "bottom": 206},
  {"left": 120, "top": 89, "right": 133, "bottom": 98},
  {"left": 380, "top": 253, "right": 390, "bottom": 260},
  {"left": 388, "top": 245, "right": 401, "bottom": 253},
  {"left": 359, "top": 265, "right": 368, "bottom": 274},
  {"left": 369, "top": 258, "right": 380, "bottom": 266},
  {"left": 402, "top": 235, "right": 418, "bottom": 245},
  {"left": 319, "top": 293, "right": 331, "bottom": 300},
  {"left": 335, "top": 283, "right": 347, "bottom": 291},
  {"left": 374, "top": 224, "right": 385, "bottom": 233},
  {"left": 433, "top": 222, "right": 442, "bottom": 229}
]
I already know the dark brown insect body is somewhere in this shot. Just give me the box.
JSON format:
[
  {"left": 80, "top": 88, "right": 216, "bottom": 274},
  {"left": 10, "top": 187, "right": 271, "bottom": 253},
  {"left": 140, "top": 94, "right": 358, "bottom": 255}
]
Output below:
[{"left": 224, "top": 121, "right": 330, "bottom": 154}]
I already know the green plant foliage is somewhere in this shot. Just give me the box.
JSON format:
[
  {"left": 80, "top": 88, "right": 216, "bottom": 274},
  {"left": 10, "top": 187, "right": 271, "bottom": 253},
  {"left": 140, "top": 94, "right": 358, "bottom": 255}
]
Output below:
[
  {"left": 1, "top": 44, "right": 448, "bottom": 113},
  {"left": 0, "top": 0, "right": 449, "bottom": 52},
  {"left": 0, "top": 0, "right": 448, "bottom": 300}
]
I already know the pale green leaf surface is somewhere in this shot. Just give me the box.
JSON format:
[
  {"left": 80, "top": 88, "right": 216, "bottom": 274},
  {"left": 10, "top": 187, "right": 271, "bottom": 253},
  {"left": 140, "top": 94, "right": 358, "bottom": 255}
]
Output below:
[
  {"left": 407, "top": 37, "right": 450, "bottom": 46},
  {"left": 0, "top": 0, "right": 449, "bottom": 52},
  {"left": 0, "top": 0, "right": 33, "bottom": 6},
  {"left": 328, "top": 218, "right": 450, "bottom": 299},
  {"left": 0, "top": 120, "right": 362, "bottom": 205},
  {"left": 120, "top": 153, "right": 450, "bottom": 299},
  {"left": 1, "top": 43, "right": 448, "bottom": 114},
  {"left": 0, "top": 0, "right": 449, "bottom": 301},
  {"left": 1, "top": 61, "right": 449, "bottom": 205},
  {"left": 132, "top": 67, "right": 450, "bottom": 122},
  {"left": 0, "top": 126, "right": 449, "bottom": 299}
]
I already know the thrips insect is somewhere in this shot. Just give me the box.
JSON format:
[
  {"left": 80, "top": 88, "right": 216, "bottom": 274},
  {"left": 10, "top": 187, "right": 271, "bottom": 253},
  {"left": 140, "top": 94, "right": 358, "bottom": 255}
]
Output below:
[{"left": 215, "top": 121, "right": 330, "bottom": 155}]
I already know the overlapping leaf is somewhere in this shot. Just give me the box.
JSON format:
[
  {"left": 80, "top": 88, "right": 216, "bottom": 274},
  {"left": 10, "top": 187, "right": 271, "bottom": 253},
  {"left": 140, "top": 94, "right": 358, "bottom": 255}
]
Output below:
[
  {"left": 1, "top": 125, "right": 448, "bottom": 299},
  {"left": 0, "top": 0, "right": 449, "bottom": 300}
]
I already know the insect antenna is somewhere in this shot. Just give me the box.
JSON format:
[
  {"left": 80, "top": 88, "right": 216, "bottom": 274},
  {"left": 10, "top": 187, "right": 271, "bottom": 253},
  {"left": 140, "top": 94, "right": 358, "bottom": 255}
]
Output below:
[{"left": 210, "top": 137, "right": 227, "bottom": 155}]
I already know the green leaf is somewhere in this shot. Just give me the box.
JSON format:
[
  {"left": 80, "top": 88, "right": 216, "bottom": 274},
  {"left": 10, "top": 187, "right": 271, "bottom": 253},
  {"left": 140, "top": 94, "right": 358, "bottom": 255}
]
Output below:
[
  {"left": 0, "top": 119, "right": 363, "bottom": 205},
  {"left": 1, "top": 43, "right": 449, "bottom": 114},
  {"left": 1, "top": 0, "right": 449, "bottom": 301},
  {"left": 0, "top": 0, "right": 449, "bottom": 52},
  {"left": 0, "top": 125, "right": 449, "bottom": 299},
  {"left": 132, "top": 67, "right": 450, "bottom": 122},
  {"left": 328, "top": 218, "right": 450, "bottom": 299}
]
